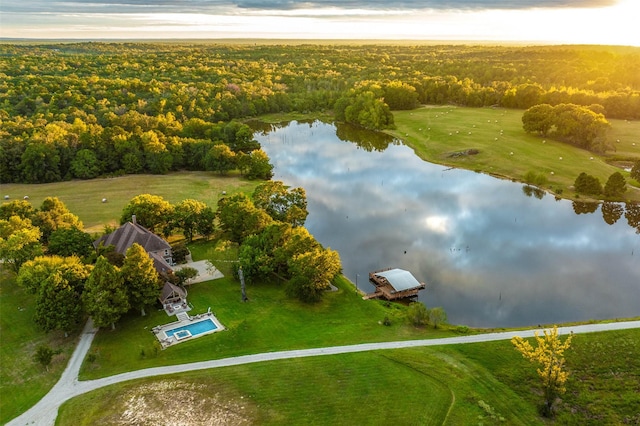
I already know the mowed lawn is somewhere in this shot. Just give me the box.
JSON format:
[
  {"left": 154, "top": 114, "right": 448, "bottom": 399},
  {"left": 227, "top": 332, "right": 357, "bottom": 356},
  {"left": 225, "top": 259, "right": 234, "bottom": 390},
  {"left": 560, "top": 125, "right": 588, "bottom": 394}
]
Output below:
[
  {"left": 390, "top": 106, "right": 640, "bottom": 201},
  {"left": 0, "top": 271, "right": 79, "bottom": 423},
  {"left": 56, "top": 327, "right": 640, "bottom": 425},
  {"left": 0, "top": 171, "right": 259, "bottom": 233},
  {"left": 58, "top": 348, "right": 540, "bottom": 425}
]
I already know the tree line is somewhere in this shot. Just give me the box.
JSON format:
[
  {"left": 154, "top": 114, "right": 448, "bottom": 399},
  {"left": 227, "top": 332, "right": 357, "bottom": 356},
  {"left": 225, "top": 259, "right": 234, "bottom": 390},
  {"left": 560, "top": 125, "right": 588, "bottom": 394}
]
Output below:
[{"left": 2, "top": 42, "right": 639, "bottom": 183}]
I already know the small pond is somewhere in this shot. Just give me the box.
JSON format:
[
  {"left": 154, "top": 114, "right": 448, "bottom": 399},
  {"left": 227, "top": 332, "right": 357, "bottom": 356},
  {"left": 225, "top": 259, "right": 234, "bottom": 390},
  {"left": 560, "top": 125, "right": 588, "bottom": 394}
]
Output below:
[{"left": 254, "top": 120, "right": 640, "bottom": 327}]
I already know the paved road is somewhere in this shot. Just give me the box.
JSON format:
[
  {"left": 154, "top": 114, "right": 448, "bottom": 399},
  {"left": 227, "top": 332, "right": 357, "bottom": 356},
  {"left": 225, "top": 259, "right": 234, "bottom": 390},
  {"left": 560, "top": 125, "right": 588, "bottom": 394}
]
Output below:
[{"left": 8, "top": 320, "right": 640, "bottom": 426}]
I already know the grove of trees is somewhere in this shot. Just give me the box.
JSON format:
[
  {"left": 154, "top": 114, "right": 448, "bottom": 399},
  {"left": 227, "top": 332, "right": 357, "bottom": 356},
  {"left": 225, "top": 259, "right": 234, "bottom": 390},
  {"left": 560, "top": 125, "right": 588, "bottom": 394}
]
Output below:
[
  {"left": 522, "top": 103, "right": 611, "bottom": 152},
  {"left": 2, "top": 43, "right": 639, "bottom": 183}
]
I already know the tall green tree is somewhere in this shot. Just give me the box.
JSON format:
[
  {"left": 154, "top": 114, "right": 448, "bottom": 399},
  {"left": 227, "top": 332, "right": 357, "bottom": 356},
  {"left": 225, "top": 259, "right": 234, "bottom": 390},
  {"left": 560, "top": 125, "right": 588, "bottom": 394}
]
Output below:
[
  {"left": 0, "top": 199, "right": 35, "bottom": 221},
  {"left": 47, "top": 227, "right": 94, "bottom": 258},
  {"left": 522, "top": 104, "right": 554, "bottom": 136},
  {"left": 429, "top": 307, "right": 447, "bottom": 329},
  {"left": 172, "top": 199, "right": 208, "bottom": 243},
  {"left": 121, "top": 243, "right": 161, "bottom": 316},
  {"left": 120, "top": 194, "right": 174, "bottom": 233},
  {"left": 205, "top": 143, "right": 236, "bottom": 175},
  {"left": 82, "top": 256, "right": 129, "bottom": 329},
  {"left": 216, "top": 194, "right": 273, "bottom": 243},
  {"left": 20, "top": 141, "right": 61, "bottom": 183},
  {"left": 382, "top": 81, "right": 419, "bottom": 110},
  {"left": 0, "top": 216, "right": 43, "bottom": 274},
  {"left": 406, "top": 302, "right": 429, "bottom": 327},
  {"left": 574, "top": 172, "right": 602, "bottom": 196},
  {"left": 604, "top": 172, "right": 626, "bottom": 197},
  {"left": 34, "top": 270, "right": 84, "bottom": 335},
  {"left": 245, "top": 149, "right": 274, "bottom": 180},
  {"left": 286, "top": 246, "right": 341, "bottom": 303},
  {"left": 70, "top": 148, "right": 101, "bottom": 179},
  {"left": 252, "top": 181, "right": 308, "bottom": 227},
  {"left": 33, "top": 197, "right": 83, "bottom": 243},
  {"left": 195, "top": 206, "right": 216, "bottom": 240}
]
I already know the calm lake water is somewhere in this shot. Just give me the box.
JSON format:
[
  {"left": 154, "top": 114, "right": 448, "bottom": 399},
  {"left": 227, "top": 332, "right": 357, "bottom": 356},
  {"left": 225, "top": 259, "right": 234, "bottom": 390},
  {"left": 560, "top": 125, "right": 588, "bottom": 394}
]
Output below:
[{"left": 254, "top": 120, "right": 640, "bottom": 327}]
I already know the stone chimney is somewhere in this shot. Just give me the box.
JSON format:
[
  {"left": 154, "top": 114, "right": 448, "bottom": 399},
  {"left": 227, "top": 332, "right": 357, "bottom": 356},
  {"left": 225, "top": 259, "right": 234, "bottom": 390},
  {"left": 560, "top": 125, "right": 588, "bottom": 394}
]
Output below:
[{"left": 132, "top": 214, "right": 137, "bottom": 224}]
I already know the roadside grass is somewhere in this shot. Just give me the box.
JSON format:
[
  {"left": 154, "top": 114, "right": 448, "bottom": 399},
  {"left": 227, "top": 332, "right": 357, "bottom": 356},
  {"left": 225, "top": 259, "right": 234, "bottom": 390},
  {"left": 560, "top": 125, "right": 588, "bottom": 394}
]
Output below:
[
  {"left": 59, "top": 348, "right": 540, "bottom": 425},
  {"left": 0, "top": 171, "right": 258, "bottom": 233},
  {"left": 390, "top": 106, "right": 640, "bottom": 201},
  {"left": 448, "top": 328, "right": 640, "bottom": 424},
  {"left": 0, "top": 271, "right": 79, "bottom": 424}
]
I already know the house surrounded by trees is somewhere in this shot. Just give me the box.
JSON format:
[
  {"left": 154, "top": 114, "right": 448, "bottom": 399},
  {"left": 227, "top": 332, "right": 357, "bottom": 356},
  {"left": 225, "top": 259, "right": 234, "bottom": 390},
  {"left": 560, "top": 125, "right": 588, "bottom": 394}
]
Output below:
[{"left": 93, "top": 215, "right": 174, "bottom": 274}]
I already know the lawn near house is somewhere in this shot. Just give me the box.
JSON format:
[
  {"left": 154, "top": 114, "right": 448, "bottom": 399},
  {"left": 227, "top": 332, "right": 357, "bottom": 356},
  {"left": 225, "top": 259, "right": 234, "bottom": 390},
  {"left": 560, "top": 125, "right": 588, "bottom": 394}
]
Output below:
[
  {"left": 390, "top": 106, "right": 640, "bottom": 201},
  {"left": 0, "top": 271, "right": 79, "bottom": 424},
  {"left": 78, "top": 259, "right": 460, "bottom": 381}
]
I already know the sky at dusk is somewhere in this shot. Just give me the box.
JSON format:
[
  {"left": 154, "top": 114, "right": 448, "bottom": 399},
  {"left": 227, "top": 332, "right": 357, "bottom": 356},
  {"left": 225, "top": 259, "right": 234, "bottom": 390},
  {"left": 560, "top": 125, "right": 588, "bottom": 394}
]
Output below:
[{"left": 1, "top": 0, "right": 638, "bottom": 45}]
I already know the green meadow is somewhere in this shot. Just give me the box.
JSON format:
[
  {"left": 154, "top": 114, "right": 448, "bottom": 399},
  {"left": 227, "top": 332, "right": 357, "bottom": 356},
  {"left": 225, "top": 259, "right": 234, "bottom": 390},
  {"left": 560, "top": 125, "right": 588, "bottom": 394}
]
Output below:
[
  {"left": 390, "top": 106, "right": 640, "bottom": 201},
  {"left": 0, "top": 171, "right": 258, "bottom": 233}
]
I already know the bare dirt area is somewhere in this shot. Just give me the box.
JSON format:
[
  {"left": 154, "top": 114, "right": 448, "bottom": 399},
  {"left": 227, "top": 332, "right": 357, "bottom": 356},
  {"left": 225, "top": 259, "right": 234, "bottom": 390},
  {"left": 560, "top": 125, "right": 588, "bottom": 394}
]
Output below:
[{"left": 107, "top": 380, "right": 254, "bottom": 425}]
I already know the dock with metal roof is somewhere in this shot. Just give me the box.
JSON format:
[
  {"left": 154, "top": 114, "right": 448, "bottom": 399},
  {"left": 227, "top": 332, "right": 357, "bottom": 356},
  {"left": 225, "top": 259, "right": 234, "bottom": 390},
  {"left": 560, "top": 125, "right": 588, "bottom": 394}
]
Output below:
[{"left": 365, "top": 268, "right": 426, "bottom": 301}]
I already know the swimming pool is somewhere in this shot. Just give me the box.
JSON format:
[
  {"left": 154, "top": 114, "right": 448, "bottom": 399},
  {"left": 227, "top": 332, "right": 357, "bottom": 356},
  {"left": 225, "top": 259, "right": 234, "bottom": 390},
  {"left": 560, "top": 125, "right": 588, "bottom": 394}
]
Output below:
[{"left": 164, "top": 318, "right": 218, "bottom": 340}]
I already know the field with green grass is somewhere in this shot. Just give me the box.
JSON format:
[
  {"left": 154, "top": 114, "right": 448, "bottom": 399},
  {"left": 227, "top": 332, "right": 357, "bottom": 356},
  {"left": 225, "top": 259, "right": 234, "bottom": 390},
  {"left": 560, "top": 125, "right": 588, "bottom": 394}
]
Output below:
[
  {"left": 390, "top": 106, "right": 640, "bottom": 201},
  {"left": 0, "top": 270, "right": 79, "bottom": 423},
  {"left": 57, "top": 328, "right": 640, "bottom": 425},
  {"left": 0, "top": 171, "right": 258, "bottom": 233}
]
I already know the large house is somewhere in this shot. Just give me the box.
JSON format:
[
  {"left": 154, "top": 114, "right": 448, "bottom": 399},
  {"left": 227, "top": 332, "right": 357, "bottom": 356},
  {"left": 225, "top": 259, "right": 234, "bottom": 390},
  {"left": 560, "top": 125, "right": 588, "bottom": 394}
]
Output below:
[{"left": 93, "top": 215, "right": 174, "bottom": 274}]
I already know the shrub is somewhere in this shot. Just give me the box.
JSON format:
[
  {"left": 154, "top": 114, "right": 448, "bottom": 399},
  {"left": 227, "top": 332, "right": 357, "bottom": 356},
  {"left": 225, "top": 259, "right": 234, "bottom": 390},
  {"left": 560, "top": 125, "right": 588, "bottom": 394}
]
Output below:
[
  {"left": 406, "top": 302, "right": 429, "bottom": 327},
  {"left": 34, "top": 345, "right": 58, "bottom": 370},
  {"left": 429, "top": 307, "right": 447, "bottom": 329},
  {"left": 171, "top": 243, "right": 190, "bottom": 264}
]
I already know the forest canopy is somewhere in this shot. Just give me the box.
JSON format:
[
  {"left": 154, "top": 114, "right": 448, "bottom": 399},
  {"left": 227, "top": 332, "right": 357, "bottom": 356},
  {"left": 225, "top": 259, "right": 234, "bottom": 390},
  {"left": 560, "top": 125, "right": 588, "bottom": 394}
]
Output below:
[{"left": 1, "top": 43, "right": 639, "bottom": 183}]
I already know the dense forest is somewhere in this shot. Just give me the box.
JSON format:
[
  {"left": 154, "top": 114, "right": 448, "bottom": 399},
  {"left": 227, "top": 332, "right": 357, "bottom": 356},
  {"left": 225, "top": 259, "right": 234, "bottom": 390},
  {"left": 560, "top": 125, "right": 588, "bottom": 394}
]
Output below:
[{"left": 1, "top": 42, "right": 639, "bottom": 184}]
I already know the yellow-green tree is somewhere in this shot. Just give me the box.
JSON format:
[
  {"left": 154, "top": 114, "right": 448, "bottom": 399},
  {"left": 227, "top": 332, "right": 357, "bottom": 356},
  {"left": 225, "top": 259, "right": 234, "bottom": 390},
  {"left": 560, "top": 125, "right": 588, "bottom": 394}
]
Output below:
[{"left": 511, "top": 326, "right": 573, "bottom": 417}]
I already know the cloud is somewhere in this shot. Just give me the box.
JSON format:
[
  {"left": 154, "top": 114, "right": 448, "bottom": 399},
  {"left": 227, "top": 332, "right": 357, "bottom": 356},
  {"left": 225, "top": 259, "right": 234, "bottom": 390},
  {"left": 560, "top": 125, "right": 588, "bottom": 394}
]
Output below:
[{"left": 3, "top": 0, "right": 619, "bottom": 14}]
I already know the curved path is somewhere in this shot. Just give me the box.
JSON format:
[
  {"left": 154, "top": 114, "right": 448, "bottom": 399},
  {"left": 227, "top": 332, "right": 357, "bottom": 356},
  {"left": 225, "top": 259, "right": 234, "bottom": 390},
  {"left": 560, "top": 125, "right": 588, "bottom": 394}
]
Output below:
[{"left": 9, "top": 320, "right": 640, "bottom": 426}]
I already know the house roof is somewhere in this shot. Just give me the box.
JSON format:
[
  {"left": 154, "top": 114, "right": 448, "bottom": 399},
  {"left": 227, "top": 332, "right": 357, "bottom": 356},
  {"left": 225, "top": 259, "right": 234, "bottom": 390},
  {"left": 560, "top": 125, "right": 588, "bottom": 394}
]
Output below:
[
  {"left": 93, "top": 221, "right": 170, "bottom": 255},
  {"left": 373, "top": 269, "right": 423, "bottom": 292},
  {"left": 149, "top": 251, "right": 173, "bottom": 274},
  {"left": 159, "top": 281, "right": 186, "bottom": 303}
]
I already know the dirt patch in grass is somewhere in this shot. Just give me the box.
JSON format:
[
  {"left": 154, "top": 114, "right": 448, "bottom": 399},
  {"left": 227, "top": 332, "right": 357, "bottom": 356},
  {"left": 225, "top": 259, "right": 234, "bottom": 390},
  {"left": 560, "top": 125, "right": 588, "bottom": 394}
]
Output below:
[{"left": 109, "top": 380, "right": 253, "bottom": 425}]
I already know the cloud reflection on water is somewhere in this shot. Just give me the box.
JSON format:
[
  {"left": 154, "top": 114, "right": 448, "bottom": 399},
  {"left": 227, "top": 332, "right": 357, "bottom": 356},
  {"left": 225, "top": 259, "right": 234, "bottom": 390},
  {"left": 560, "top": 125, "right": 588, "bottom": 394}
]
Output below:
[{"left": 257, "top": 120, "right": 640, "bottom": 327}]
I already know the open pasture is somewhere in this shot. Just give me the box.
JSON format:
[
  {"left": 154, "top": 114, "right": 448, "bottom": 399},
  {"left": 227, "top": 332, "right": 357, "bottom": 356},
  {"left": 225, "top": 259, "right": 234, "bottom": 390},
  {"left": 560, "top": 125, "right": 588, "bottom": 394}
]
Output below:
[
  {"left": 391, "top": 106, "right": 640, "bottom": 201},
  {"left": 1, "top": 171, "right": 258, "bottom": 233}
]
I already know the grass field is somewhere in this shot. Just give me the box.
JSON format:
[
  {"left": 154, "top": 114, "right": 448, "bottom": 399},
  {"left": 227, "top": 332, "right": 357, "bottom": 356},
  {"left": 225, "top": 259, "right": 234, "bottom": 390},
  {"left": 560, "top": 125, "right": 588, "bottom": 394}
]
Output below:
[
  {"left": 390, "top": 106, "right": 640, "bottom": 202},
  {"left": 58, "top": 348, "right": 540, "bottom": 425},
  {"left": 0, "top": 171, "right": 259, "bottom": 233},
  {"left": 56, "top": 328, "right": 640, "bottom": 425},
  {"left": 0, "top": 270, "right": 79, "bottom": 423}
]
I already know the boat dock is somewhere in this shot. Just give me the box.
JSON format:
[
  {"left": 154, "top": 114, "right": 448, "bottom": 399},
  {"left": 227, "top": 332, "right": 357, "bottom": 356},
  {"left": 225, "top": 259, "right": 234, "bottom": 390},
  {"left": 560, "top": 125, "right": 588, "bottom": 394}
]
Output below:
[{"left": 365, "top": 268, "right": 426, "bottom": 301}]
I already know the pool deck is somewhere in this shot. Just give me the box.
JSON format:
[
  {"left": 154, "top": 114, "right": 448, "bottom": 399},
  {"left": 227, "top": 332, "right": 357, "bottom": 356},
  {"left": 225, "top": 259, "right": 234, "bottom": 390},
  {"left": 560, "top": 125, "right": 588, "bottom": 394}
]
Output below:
[{"left": 152, "top": 311, "right": 225, "bottom": 349}]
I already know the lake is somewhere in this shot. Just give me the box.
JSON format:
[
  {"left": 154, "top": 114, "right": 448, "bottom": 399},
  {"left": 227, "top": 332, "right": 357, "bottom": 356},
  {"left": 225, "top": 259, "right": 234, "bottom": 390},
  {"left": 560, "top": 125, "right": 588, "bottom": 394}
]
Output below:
[{"left": 254, "top": 120, "right": 640, "bottom": 328}]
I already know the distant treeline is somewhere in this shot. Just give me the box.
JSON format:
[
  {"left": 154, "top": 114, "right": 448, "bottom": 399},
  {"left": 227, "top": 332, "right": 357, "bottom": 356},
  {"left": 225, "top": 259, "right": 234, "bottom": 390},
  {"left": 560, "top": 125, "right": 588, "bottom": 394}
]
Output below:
[{"left": 1, "top": 43, "right": 639, "bottom": 183}]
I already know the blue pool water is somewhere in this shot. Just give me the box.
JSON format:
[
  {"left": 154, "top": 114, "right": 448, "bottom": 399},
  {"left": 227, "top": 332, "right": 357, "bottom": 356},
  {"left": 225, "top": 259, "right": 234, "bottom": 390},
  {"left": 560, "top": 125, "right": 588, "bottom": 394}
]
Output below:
[{"left": 165, "top": 318, "right": 217, "bottom": 339}]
